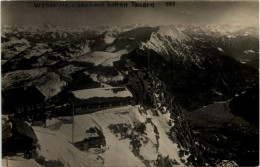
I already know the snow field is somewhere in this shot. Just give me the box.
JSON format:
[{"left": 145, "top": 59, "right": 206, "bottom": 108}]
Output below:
[
  {"left": 33, "top": 127, "right": 104, "bottom": 167},
  {"left": 44, "top": 105, "right": 184, "bottom": 167}
]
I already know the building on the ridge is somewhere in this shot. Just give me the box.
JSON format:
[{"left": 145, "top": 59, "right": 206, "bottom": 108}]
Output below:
[
  {"left": 69, "top": 87, "right": 134, "bottom": 115},
  {"left": 2, "top": 85, "right": 45, "bottom": 121},
  {"left": 2, "top": 120, "right": 38, "bottom": 158},
  {"left": 74, "top": 127, "right": 106, "bottom": 150}
]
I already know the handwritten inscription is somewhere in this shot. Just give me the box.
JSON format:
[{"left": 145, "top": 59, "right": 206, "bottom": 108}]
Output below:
[{"left": 33, "top": 1, "right": 176, "bottom": 8}]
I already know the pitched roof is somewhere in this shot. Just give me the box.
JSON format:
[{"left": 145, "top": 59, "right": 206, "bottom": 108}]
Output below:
[
  {"left": 3, "top": 85, "right": 45, "bottom": 107},
  {"left": 14, "top": 121, "right": 38, "bottom": 141},
  {"left": 71, "top": 87, "right": 133, "bottom": 100}
]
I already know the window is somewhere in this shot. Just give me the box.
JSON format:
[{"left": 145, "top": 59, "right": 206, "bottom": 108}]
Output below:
[
  {"left": 36, "top": 104, "right": 40, "bottom": 109},
  {"left": 17, "top": 108, "right": 22, "bottom": 113}
]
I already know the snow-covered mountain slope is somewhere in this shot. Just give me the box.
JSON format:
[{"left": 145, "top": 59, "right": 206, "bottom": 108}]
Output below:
[
  {"left": 33, "top": 126, "right": 104, "bottom": 167},
  {"left": 2, "top": 24, "right": 258, "bottom": 166},
  {"left": 140, "top": 26, "right": 191, "bottom": 61},
  {"left": 2, "top": 24, "right": 258, "bottom": 69},
  {"left": 1, "top": 37, "right": 30, "bottom": 60},
  {"left": 2, "top": 68, "right": 48, "bottom": 89},
  {"left": 45, "top": 105, "right": 187, "bottom": 167},
  {"left": 70, "top": 51, "right": 127, "bottom": 67},
  {"left": 2, "top": 24, "right": 258, "bottom": 101},
  {"left": 184, "top": 24, "right": 259, "bottom": 38}
]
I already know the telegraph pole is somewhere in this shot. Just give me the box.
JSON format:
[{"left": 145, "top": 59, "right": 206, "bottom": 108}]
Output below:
[
  {"left": 72, "top": 101, "right": 75, "bottom": 143},
  {"left": 148, "top": 49, "right": 150, "bottom": 70},
  {"left": 49, "top": 83, "right": 50, "bottom": 99}
]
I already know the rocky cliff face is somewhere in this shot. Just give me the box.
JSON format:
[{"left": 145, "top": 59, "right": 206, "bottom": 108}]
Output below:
[
  {"left": 120, "top": 57, "right": 204, "bottom": 166},
  {"left": 122, "top": 47, "right": 257, "bottom": 110},
  {"left": 117, "top": 38, "right": 258, "bottom": 165}
]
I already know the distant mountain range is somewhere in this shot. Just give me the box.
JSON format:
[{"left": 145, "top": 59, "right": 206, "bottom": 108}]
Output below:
[{"left": 2, "top": 24, "right": 258, "bottom": 105}]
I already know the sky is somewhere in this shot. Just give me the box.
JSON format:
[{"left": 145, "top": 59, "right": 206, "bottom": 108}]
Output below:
[{"left": 1, "top": 1, "right": 259, "bottom": 27}]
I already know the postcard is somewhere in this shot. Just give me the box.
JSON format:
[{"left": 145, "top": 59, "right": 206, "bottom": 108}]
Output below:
[{"left": 1, "top": 1, "right": 259, "bottom": 166}]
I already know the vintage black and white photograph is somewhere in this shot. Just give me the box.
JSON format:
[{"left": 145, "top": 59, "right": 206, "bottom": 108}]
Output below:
[{"left": 1, "top": 1, "right": 259, "bottom": 166}]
